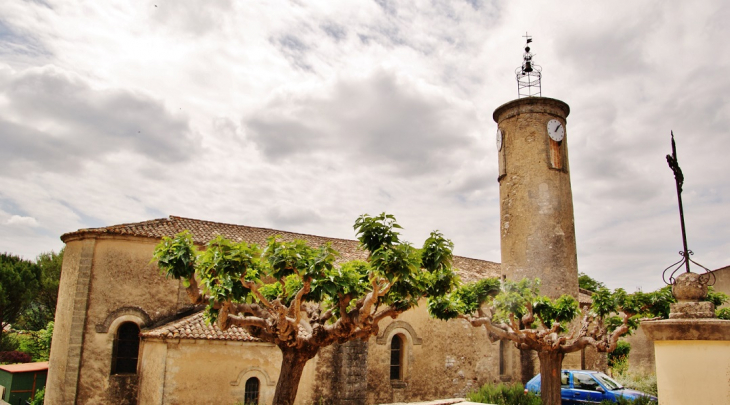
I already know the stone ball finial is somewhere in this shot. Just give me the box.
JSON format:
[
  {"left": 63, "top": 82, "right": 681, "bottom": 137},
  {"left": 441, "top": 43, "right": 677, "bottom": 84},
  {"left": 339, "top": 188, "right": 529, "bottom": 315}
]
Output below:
[
  {"left": 669, "top": 272, "right": 714, "bottom": 319},
  {"left": 672, "top": 272, "right": 709, "bottom": 303}
]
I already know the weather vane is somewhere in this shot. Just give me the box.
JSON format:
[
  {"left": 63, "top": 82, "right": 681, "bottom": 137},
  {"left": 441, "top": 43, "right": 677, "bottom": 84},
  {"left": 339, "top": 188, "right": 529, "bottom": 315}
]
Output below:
[
  {"left": 516, "top": 33, "right": 542, "bottom": 98},
  {"left": 662, "top": 131, "right": 715, "bottom": 285}
]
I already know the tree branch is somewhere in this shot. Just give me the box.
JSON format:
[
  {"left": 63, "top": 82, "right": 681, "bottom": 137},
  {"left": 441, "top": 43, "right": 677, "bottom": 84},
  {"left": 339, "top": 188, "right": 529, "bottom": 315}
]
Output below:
[
  {"left": 227, "top": 313, "right": 270, "bottom": 330},
  {"left": 372, "top": 306, "right": 401, "bottom": 324},
  {"left": 318, "top": 308, "right": 334, "bottom": 323},
  {"left": 241, "top": 278, "right": 273, "bottom": 309},
  {"left": 184, "top": 276, "right": 207, "bottom": 305},
  {"left": 358, "top": 275, "right": 382, "bottom": 324},
  {"left": 291, "top": 278, "right": 312, "bottom": 331}
]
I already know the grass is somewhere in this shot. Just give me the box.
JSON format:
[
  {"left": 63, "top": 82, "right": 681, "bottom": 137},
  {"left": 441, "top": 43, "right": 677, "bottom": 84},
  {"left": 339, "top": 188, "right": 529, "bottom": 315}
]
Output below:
[{"left": 610, "top": 356, "right": 658, "bottom": 398}]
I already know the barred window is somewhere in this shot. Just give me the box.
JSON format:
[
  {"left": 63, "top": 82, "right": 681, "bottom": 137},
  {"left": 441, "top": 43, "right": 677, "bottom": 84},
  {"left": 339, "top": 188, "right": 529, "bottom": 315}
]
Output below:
[
  {"left": 390, "top": 334, "right": 403, "bottom": 380},
  {"left": 112, "top": 322, "right": 140, "bottom": 374},
  {"left": 244, "top": 377, "right": 260, "bottom": 404}
]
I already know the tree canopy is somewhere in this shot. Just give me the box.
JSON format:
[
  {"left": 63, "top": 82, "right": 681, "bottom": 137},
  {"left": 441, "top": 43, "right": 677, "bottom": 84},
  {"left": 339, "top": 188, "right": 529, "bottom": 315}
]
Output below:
[
  {"left": 428, "top": 278, "right": 667, "bottom": 405},
  {"left": 153, "top": 213, "right": 458, "bottom": 405},
  {"left": 0, "top": 253, "right": 41, "bottom": 343},
  {"left": 16, "top": 250, "right": 63, "bottom": 331},
  {"left": 578, "top": 272, "right": 606, "bottom": 292}
]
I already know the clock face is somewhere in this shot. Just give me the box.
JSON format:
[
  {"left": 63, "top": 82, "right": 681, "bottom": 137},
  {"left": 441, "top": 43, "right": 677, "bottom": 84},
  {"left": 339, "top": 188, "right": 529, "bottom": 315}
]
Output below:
[
  {"left": 496, "top": 128, "right": 503, "bottom": 151},
  {"left": 547, "top": 119, "right": 565, "bottom": 142}
]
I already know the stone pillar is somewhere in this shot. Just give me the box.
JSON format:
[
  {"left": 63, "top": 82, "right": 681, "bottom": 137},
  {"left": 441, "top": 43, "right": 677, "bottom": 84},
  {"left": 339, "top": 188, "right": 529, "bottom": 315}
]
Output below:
[
  {"left": 46, "top": 238, "right": 96, "bottom": 405},
  {"left": 642, "top": 272, "right": 730, "bottom": 405},
  {"left": 493, "top": 97, "right": 578, "bottom": 300},
  {"left": 332, "top": 339, "right": 368, "bottom": 405}
]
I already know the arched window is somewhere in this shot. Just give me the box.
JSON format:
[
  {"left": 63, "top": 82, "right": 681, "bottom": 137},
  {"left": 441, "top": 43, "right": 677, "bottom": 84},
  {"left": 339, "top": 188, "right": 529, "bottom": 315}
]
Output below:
[
  {"left": 244, "top": 377, "right": 260, "bottom": 404},
  {"left": 112, "top": 322, "right": 140, "bottom": 374},
  {"left": 390, "top": 334, "right": 404, "bottom": 380}
]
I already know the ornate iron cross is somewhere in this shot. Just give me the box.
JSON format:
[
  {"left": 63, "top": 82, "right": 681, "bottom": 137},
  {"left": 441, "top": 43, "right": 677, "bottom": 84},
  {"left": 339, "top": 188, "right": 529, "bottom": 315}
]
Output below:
[{"left": 662, "top": 132, "right": 714, "bottom": 285}]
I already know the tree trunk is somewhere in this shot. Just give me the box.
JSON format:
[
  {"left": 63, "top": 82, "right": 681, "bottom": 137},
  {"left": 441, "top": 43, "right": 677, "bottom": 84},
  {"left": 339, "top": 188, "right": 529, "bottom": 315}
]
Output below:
[
  {"left": 537, "top": 350, "right": 565, "bottom": 405},
  {"left": 272, "top": 345, "right": 319, "bottom": 405}
]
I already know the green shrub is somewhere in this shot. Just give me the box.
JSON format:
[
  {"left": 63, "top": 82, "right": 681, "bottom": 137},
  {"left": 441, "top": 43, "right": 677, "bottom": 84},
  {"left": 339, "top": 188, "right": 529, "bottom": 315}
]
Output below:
[
  {"left": 467, "top": 382, "right": 541, "bottom": 405},
  {"left": 608, "top": 340, "right": 631, "bottom": 368},
  {"left": 0, "top": 350, "right": 32, "bottom": 364},
  {"left": 610, "top": 354, "right": 629, "bottom": 376},
  {"left": 12, "top": 322, "right": 54, "bottom": 362},
  {"left": 0, "top": 332, "right": 20, "bottom": 352},
  {"left": 29, "top": 387, "right": 45, "bottom": 405},
  {"left": 717, "top": 307, "right": 730, "bottom": 320}
]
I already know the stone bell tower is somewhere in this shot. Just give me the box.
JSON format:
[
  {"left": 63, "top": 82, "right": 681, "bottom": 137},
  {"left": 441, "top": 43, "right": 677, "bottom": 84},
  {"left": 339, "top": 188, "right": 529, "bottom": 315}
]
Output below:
[{"left": 492, "top": 36, "right": 578, "bottom": 299}]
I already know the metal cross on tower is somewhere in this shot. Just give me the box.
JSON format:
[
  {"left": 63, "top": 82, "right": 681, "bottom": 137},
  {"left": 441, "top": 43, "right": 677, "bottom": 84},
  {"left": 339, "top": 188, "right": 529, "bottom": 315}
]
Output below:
[{"left": 516, "top": 33, "right": 541, "bottom": 98}]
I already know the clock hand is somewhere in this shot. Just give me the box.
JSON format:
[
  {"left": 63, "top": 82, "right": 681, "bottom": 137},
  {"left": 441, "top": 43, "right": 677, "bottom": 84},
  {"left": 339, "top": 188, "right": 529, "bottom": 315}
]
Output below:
[{"left": 555, "top": 123, "right": 562, "bottom": 132}]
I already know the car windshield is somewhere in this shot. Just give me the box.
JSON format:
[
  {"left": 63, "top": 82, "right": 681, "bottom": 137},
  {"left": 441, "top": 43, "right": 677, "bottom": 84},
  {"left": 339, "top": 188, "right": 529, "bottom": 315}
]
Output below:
[{"left": 593, "top": 372, "right": 624, "bottom": 390}]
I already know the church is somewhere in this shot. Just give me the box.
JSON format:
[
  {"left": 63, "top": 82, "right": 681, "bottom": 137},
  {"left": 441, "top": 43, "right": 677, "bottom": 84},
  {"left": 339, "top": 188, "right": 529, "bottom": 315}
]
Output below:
[
  {"left": 44, "top": 214, "right": 521, "bottom": 404},
  {"left": 46, "top": 40, "right": 619, "bottom": 405}
]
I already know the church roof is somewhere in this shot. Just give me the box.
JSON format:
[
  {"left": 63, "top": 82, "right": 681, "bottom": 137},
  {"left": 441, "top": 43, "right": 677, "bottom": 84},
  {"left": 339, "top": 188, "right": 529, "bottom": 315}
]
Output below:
[
  {"left": 141, "top": 311, "right": 259, "bottom": 342},
  {"left": 578, "top": 288, "right": 594, "bottom": 305},
  {"left": 60, "top": 215, "right": 500, "bottom": 282}
]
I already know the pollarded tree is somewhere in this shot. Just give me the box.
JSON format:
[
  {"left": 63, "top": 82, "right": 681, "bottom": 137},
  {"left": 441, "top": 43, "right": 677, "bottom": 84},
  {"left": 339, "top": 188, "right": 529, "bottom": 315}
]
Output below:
[
  {"left": 428, "top": 278, "right": 660, "bottom": 405},
  {"left": 153, "top": 213, "right": 457, "bottom": 405}
]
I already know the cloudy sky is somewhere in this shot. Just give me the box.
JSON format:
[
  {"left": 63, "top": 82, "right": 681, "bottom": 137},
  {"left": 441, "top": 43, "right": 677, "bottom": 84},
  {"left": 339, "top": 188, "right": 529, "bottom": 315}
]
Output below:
[{"left": 1, "top": 0, "right": 728, "bottom": 292}]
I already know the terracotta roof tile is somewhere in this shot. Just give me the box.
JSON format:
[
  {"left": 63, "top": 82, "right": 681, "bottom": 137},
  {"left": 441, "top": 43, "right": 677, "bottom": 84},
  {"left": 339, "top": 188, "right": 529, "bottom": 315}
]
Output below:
[
  {"left": 61, "top": 215, "right": 500, "bottom": 280},
  {"left": 578, "top": 288, "right": 594, "bottom": 305},
  {"left": 142, "top": 311, "right": 258, "bottom": 342}
]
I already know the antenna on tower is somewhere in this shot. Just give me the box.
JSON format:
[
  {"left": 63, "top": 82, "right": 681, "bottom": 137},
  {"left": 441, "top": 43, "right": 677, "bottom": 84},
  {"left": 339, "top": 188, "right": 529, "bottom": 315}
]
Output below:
[{"left": 516, "top": 33, "right": 542, "bottom": 98}]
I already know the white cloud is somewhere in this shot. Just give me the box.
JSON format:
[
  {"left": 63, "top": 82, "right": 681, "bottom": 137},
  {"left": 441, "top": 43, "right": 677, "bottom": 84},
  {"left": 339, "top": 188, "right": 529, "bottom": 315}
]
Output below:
[
  {"left": 6, "top": 215, "right": 39, "bottom": 227},
  {"left": 0, "top": 0, "right": 728, "bottom": 292}
]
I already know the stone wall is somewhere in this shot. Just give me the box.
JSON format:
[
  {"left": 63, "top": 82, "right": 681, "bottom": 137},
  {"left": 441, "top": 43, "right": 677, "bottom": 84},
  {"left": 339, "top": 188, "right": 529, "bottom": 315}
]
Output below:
[
  {"left": 365, "top": 302, "right": 507, "bottom": 404},
  {"left": 46, "top": 239, "right": 90, "bottom": 404},
  {"left": 332, "top": 340, "right": 369, "bottom": 405},
  {"left": 137, "top": 339, "right": 321, "bottom": 405},
  {"left": 77, "top": 237, "right": 183, "bottom": 404},
  {"left": 493, "top": 97, "right": 579, "bottom": 300},
  {"left": 624, "top": 325, "right": 655, "bottom": 375},
  {"left": 711, "top": 266, "right": 730, "bottom": 309},
  {"left": 47, "top": 235, "right": 187, "bottom": 404}
]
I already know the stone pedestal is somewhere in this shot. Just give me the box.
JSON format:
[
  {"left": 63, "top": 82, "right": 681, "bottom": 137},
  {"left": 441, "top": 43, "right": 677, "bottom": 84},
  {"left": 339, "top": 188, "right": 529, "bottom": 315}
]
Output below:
[
  {"left": 642, "top": 319, "right": 730, "bottom": 405},
  {"left": 641, "top": 272, "right": 730, "bottom": 405}
]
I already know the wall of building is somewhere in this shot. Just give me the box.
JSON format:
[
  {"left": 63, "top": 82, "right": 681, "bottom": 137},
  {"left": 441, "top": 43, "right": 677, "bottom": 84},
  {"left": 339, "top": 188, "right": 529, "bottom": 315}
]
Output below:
[
  {"left": 75, "top": 236, "right": 185, "bottom": 404},
  {"left": 46, "top": 238, "right": 91, "bottom": 404},
  {"left": 364, "top": 302, "right": 508, "bottom": 404},
  {"left": 711, "top": 266, "right": 730, "bottom": 309},
  {"left": 493, "top": 97, "right": 578, "bottom": 300},
  {"left": 624, "top": 325, "right": 655, "bottom": 375},
  {"left": 138, "top": 339, "right": 320, "bottom": 405},
  {"left": 47, "top": 235, "right": 189, "bottom": 405}
]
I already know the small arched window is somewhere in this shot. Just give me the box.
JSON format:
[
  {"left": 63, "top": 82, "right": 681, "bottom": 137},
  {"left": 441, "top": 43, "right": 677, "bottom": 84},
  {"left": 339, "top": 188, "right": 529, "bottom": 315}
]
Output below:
[
  {"left": 244, "top": 377, "right": 260, "bottom": 404},
  {"left": 390, "top": 334, "right": 404, "bottom": 380},
  {"left": 112, "top": 322, "right": 140, "bottom": 374}
]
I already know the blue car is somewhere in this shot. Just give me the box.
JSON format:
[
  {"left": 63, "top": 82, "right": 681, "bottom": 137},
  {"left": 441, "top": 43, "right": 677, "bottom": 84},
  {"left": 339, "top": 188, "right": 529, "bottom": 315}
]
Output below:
[{"left": 525, "top": 370, "right": 657, "bottom": 404}]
